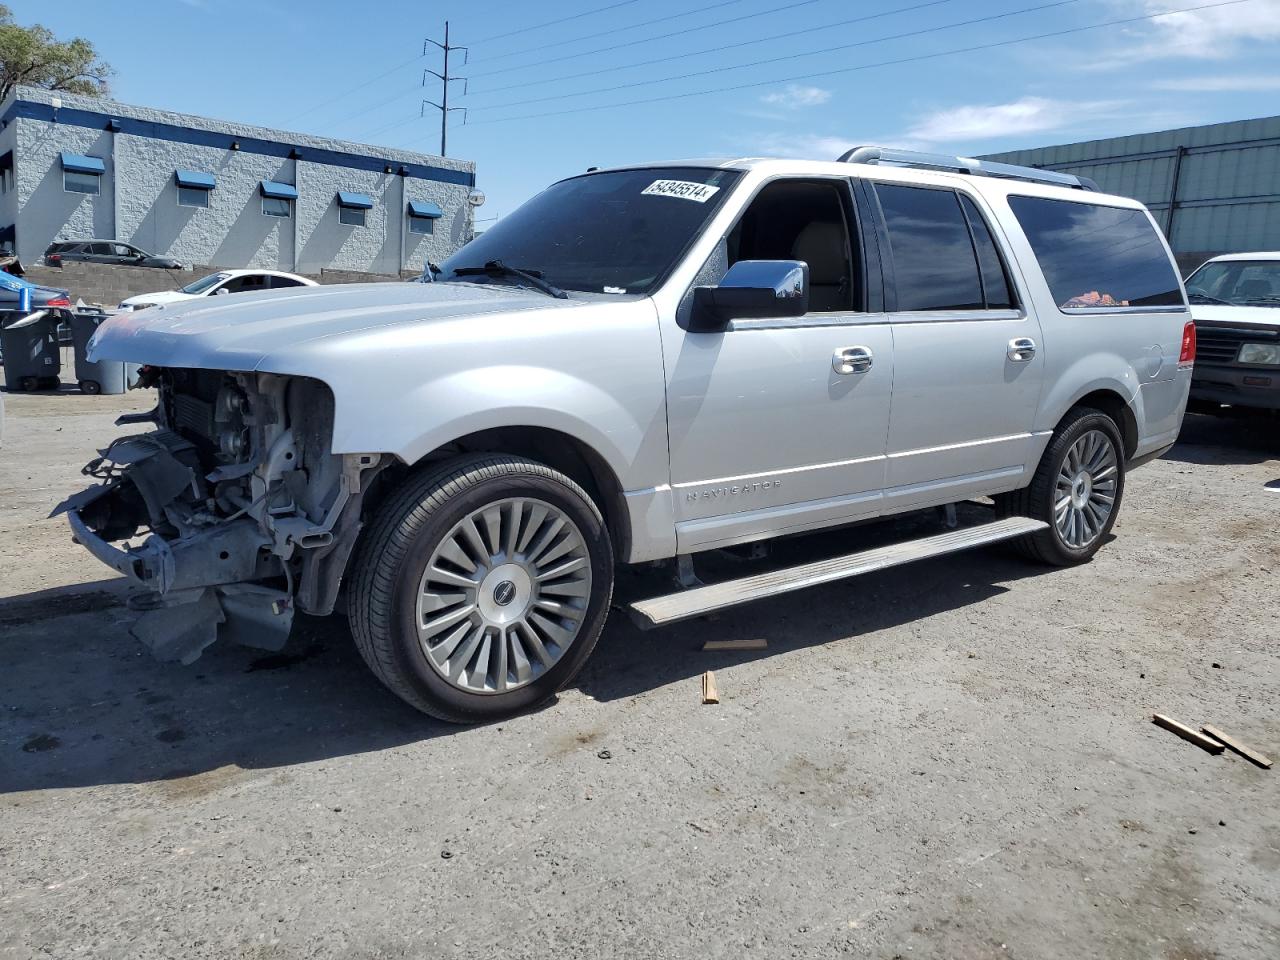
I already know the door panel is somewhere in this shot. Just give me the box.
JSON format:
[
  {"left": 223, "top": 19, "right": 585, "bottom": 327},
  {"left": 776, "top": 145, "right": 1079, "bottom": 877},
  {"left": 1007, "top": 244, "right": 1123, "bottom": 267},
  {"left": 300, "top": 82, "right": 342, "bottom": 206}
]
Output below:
[
  {"left": 665, "top": 317, "right": 893, "bottom": 550},
  {"left": 884, "top": 314, "right": 1043, "bottom": 494}
]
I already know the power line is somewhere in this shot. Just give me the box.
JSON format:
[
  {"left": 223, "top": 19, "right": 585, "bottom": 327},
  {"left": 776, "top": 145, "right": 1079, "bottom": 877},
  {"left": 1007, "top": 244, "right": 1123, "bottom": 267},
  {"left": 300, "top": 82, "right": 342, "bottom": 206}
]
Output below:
[
  {"left": 469, "top": 0, "right": 1086, "bottom": 112},
  {"left": 467, "top": 0, "right": 963, "bottom": 98},
  {"left": 463, "top": 0, "right": 1254, "bottom": 127},
  {"left": 467, "top": 0, "right": 643, "bottom": 46},
  {"left": 281, "top": 52, "right": 424, "bottom": 127},
  {"left": 466, "top": 0, "right": 821, "bottom": 79},
  {"left": 469, "top": 0, "right": 745, "bottom": 65}
]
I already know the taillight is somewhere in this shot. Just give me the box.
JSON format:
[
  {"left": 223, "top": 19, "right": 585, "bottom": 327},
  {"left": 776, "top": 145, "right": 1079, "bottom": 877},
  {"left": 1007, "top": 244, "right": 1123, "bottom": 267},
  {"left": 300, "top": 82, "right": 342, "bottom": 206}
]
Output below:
[
  {"left": 47, "top": 296, "right": 71, "bottom": 307},
  {"left": 1179, "top": 321, "right": 1196, "bottom": 363},
  {"left": 47, "top": 254, "right": 61, "bottom": 265}
]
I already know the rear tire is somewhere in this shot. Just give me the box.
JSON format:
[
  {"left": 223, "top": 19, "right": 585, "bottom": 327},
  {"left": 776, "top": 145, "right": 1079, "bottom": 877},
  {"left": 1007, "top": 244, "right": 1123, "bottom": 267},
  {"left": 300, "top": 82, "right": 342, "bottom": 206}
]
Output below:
[
  {"left": 80, "top": 380, "right": 101, "bottom": 395},
  {"left": 349, "top": 454, "right": 614, "bottom": 723},
  {"left": 998, "top": 407, "right": 1126, "bottom": 566}
]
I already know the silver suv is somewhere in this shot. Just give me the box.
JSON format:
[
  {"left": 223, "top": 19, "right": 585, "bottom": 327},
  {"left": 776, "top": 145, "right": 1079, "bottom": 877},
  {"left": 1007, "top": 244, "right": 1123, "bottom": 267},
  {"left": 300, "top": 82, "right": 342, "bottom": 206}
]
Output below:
[{"left": 59, "top": 148, "right": 1193, "bottom": 722}]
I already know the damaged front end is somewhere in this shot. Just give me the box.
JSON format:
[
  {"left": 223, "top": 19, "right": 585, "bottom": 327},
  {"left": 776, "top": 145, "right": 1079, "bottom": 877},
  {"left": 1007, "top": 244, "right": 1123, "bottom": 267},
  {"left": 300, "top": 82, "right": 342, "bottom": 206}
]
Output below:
[{"left": 53, "top": 369, "right": 384, "bottom": 664}]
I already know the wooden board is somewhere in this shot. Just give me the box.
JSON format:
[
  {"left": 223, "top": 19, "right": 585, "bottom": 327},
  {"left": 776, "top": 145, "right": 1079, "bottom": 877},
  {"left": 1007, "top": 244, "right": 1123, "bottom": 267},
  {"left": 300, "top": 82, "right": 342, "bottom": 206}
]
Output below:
[
  {"left": 701, "top": 670, "right": 719, "bottom": 704},
  {"left": 701, "top": 639, "right": 768, "bottom": 652},
  {"left": 1202, "top": 724, "right": 1273, "bottom": 769},
  {"left": 1153, "top": 714, "right": 1225, "bottom": 754}
]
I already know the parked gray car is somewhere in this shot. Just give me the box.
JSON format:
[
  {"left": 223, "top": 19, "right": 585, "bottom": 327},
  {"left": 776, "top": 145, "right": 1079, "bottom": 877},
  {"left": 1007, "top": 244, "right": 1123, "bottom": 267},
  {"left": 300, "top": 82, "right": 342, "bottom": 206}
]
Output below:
[
  {"left": 56, "top": 149, "right": 1193, "bottom": 722},
  {"left": 43, "top": 239, "right": 182, "bottom": 269}
]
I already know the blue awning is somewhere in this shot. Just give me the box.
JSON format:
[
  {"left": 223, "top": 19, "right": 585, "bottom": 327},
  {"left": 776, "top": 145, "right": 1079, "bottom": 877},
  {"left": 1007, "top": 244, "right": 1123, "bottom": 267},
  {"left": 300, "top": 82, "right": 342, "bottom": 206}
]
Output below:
[
  {"left": 336, "top": 191, "right": 373, "bottom": 209},
  {"left": 175, "top": 169, "right": 216, "bottom": 190},
  {"left": 260, "top": 180, "right": 298, "bottom": 200},
  {"left": 60, "top": 152, "right": 105, "bottom": 175},
  {"left": 407, "top": 200, "right": 443, "bottom": 219}
]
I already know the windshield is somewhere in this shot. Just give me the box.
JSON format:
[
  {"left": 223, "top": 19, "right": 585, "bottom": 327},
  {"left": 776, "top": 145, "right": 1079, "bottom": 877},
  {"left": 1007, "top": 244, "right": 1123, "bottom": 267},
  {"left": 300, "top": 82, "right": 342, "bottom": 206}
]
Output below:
[
  {"left": 181, "top": 272, "right": 231, "bottom": 295},
  {"left": 439, "top": 167, "right": 741, "bottom": 295},
  {"left": 1185, "top": 260, "right": 1280, "bottom": 307}
]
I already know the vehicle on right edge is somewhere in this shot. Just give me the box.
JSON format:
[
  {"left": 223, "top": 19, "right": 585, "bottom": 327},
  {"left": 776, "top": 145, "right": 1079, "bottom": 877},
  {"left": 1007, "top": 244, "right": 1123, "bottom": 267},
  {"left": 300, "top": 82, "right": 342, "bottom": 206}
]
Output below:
[{"left": 1184, "top": 252, "right": 1280, "bottom": 415}]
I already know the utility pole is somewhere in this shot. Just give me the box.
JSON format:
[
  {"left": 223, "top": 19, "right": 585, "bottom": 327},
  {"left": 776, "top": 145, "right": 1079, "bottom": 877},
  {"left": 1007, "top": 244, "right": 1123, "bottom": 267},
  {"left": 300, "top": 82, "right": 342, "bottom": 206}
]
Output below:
[{"left": 422, "top": 21, "right": 467, "bottom": 157}]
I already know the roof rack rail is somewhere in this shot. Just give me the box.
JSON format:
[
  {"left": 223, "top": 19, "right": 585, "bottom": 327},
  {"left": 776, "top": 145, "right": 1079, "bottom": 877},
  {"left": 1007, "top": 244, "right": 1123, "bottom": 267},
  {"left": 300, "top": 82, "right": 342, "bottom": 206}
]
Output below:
[{"left": 837, "top": 146, "right": 1099, "bottom": 191}]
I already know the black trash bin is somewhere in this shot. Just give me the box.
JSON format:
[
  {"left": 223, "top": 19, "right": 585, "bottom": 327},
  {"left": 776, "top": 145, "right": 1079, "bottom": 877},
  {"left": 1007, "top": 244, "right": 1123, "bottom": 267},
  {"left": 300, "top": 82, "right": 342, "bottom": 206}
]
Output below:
[
  {"left": 0, "top": 310, "right": 62, "bottom": 391},
  {"left": 69, "top": 309, "right": 138, "bottom": 395}
]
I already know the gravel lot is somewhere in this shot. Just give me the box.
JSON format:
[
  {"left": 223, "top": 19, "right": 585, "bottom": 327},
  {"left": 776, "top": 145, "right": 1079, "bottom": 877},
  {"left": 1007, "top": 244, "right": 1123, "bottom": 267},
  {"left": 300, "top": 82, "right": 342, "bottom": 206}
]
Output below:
[{"left": 1, "top": 381, "right": 1278, "bottom": 960}]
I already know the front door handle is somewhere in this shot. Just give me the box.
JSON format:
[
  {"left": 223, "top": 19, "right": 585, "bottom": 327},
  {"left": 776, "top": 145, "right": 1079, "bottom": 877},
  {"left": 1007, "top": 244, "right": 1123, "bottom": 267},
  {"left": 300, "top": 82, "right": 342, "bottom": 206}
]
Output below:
[
  {"left": 1007, "top": 337, "right": 1037, "bottom": 362},
  {"left": 833, "top": 346, "right": 874, "bottom": 375}
]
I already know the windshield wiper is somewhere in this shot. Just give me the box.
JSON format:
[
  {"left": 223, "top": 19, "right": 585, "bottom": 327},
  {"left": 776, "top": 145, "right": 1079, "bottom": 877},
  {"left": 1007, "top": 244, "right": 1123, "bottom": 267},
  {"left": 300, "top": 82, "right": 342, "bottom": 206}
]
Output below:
[
  {"left": 449, "top": 260, "right": 568, "bottom": 299},
  {"left": 1188, "top": 292, "right": 1230, "bottom": 305}
]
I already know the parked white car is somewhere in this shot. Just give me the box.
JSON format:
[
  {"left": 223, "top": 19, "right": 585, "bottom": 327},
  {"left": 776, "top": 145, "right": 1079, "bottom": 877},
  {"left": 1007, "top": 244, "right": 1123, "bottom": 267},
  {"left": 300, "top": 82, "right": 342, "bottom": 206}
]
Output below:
[
  {"left": 61, "top": 148, "right": 1193, "bottom": 723},
  {"left": 1184, "top": 252, "right": 1280, "bottom": 414},
  {"left": 116, "top": 269, "right": 316, "bottom": 312}
]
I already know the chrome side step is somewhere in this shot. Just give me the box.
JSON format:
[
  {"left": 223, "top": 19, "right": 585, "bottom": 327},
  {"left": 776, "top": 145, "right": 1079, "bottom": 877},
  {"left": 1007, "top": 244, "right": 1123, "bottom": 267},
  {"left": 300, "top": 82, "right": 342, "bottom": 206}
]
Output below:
[{"left": 630, "top": 516, "right": 1047, "bottom": 628}]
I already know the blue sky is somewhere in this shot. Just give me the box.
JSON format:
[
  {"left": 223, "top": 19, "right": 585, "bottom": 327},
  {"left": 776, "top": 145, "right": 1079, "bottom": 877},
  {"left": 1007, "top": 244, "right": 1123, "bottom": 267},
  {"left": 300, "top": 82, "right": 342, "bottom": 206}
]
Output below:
[{"left": 13, "top": 0, "right": 1280, "bottom": 220}]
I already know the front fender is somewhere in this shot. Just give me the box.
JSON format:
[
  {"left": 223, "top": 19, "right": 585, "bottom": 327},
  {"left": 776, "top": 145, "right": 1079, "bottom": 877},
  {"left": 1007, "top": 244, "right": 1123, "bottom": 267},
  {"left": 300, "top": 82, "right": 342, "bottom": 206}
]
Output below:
[{"left": 336, "top": 364, "right": 645, "bottom": 483}]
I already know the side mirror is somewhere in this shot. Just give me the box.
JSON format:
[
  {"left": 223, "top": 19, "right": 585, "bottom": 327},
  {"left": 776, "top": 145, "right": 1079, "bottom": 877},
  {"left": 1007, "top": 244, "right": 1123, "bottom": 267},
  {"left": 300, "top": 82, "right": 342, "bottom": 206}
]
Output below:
[
  {"left": 689, "top": 260, "right": 809, "bottom": 332},
  {"left": 214, "top": 286, "right": 230, "bottom": 295}
]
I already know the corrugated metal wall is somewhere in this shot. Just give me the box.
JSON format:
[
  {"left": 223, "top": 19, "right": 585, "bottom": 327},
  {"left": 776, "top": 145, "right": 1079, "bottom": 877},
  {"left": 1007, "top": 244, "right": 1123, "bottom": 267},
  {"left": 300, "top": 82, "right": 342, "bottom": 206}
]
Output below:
[{"left": 981, "top": 116, "right": 1280, "bottom": 273}]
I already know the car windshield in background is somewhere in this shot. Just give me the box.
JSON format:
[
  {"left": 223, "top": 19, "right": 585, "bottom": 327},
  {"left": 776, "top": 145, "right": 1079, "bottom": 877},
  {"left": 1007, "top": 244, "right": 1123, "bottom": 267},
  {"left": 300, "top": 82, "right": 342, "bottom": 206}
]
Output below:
[
  {"left": 1185, "top": 260, "right": 1280, "bottom": 307},
  {"left": 1008, "top": 195, "right": 1184, "bottom": 310},
  {"left": 181, "top": 273, "right": 229, "bottom": 295},
  {"left": 438, "top": 167, "right": 741, "bottom": 295}
]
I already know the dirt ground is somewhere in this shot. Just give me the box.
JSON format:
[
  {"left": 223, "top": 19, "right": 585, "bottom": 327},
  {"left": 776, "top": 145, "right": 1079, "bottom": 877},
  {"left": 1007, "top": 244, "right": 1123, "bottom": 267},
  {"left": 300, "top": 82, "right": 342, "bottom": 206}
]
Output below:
[{"left": 1, "top": 379, "right": 1277, "bottom": 960}]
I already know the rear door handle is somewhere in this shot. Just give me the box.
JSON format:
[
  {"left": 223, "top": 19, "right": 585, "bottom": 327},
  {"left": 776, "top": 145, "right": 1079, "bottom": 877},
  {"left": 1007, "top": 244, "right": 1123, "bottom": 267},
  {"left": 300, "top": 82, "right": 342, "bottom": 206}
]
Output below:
[
  {"left": 1007, "top": 337, "right": 1037, "bottom": 362},
  {"left": 833, "top": 346, "right": 873, "bottom": 375}
]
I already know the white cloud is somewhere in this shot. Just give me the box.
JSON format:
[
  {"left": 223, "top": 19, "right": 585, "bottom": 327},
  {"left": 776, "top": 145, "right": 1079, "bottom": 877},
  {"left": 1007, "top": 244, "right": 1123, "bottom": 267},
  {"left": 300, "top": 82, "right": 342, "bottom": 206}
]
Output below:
[
  {"left": 1117, "top": 0, "right": 1280, "bottom": 61},
  {"left": 759, "top": 85, "right": 832, "bottom": 109},
  {"left": 901, "top": 96, "right": 1127, "bottom": 144},
  {"left": 1151, "top": 73, "right": 1280, "bottom": 91}
]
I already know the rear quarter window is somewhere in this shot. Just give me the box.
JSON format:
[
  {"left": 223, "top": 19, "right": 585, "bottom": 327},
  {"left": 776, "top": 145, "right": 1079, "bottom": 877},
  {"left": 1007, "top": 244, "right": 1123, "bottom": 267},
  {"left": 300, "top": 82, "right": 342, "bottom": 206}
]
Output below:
[{"left": 1007, "top": 195, "right": 1183, "bottom": 311}]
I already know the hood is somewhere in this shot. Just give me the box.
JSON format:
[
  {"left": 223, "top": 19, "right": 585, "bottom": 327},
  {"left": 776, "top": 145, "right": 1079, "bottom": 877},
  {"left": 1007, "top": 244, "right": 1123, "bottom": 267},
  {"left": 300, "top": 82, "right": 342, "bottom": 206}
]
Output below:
[
  {"left": 119, "top": 289, "right": 194, "bottom": 308},
  {"left": 88, "top": 281, "right": 591, "bottom": 371},
  {"left": 1191, "top": 304, "right": 1280, "bottom": 329}
]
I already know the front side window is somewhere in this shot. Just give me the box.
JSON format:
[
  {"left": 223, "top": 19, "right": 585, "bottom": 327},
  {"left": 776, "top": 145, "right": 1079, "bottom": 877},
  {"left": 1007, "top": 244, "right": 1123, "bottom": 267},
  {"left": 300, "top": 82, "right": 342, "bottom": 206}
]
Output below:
[
  {"left": 875, "top": 183, "right": 984, "bottom": 312},
  {"left": 339, "top": 205, "right": 366, "bottom": 227},
  {"left": 1008, "top": 195, "right": 1183, "bottom": 310},
  {"left": 178, "top": 186, "right": 209, "bottom": 208},
  {"left": 439, "top": 166, "right": 741, "bottom": 295},
  {"left": 1185, "top": 260, "right": 1280, "bottom": 308},
  {"left": 64, "top": 170, "right": 100, "bottom": 195},
  {"left": 727, "top": 179, "right": 857, "bottom": 313},
  {"left": 262, "top": 196, "right": 291, "bottom": 218}
]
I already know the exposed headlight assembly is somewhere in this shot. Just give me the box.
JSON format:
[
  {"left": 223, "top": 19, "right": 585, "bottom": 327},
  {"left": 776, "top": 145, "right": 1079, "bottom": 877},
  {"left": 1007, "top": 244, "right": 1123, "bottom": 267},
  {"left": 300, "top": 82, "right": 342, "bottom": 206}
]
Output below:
[{"left": 1238, "top": 343, "right": 1280, "bottom": 365}]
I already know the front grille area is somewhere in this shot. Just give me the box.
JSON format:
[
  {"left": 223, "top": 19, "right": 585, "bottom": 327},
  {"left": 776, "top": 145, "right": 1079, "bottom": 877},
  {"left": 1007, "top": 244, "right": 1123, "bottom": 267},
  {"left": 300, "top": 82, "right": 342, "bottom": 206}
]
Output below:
[{"left": 1194, "top": 324, "right": 1280, "bottom": 366}]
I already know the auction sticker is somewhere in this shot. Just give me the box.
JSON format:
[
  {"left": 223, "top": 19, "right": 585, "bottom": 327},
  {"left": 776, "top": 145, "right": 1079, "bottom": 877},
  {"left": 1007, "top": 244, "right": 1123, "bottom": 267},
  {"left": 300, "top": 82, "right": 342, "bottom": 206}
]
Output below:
[{"left": 642, "top": 179, "right": 721, "bottom": 202}]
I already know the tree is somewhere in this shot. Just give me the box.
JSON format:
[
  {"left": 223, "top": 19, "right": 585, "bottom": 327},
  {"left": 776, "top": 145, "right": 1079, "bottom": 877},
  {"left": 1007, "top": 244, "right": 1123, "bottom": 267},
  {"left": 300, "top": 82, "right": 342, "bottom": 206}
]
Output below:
[{"left": 0, "top": 4, "right": 112, "bottom": 103}]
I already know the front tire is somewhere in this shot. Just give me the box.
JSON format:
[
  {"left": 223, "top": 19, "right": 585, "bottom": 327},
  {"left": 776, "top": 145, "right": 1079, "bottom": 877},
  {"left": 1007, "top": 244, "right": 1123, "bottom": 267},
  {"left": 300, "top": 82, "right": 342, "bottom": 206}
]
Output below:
[
  {"left": 349, "top": 455, "right": 614, "bottom": 723},
  {"left": 999, "top": 407, "right": 1126, "bottom": 566}
]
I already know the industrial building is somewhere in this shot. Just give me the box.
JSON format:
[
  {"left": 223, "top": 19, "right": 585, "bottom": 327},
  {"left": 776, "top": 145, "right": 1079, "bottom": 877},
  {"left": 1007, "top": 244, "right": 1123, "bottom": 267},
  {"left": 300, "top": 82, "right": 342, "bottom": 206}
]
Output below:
[
  {"left": 983, "top": 115, "right": 1280, "bottom": 273},
  {"left": 0, "top": 85, "right": 477, "bottom": 277}
]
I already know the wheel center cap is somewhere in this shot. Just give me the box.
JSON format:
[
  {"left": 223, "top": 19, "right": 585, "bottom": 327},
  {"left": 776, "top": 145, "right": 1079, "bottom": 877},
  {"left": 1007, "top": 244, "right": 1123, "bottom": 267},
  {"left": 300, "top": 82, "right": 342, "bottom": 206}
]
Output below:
[
  {"left": 1072, "top": 472, "right": 1092, "bottom": 508},
  {"left": 477, "top": 563, "right": 534, "bottom": 625}
]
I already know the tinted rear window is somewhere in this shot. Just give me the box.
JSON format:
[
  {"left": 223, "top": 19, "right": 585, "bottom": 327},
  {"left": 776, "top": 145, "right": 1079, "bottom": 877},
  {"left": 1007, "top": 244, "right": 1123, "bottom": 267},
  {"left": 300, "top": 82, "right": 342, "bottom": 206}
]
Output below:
[{"left": 1008, "top": 196, "right": 1183, "bottom": 310}]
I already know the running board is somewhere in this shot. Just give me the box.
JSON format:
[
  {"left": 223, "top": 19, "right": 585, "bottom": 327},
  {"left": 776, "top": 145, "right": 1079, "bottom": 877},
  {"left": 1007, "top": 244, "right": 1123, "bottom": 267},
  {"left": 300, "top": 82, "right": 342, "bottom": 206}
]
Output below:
[{"left": 630, "top": 516, "right": 1047, "bottom": 628}]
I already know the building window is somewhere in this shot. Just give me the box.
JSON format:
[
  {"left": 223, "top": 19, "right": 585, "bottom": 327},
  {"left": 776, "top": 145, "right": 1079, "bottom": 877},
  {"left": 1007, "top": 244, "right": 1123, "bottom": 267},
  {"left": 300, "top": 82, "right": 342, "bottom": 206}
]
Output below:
[
  {"left": 406, "top": 199, "right": 442, "bottom": 235},
  {"left": 408, "top": 215, "right": 434, "bottom": 235},
  {"left": 339, "top": 205, "right": 366, "bottom": 227},
  {"left": 64, "top": 170, "right": 101, "bottom": 195},
  {"left": 178, "top": 186, "right": 210, "bottom": 208},
  {"left": 262, "top": 196, "right": 292, "bottom": 218}
]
